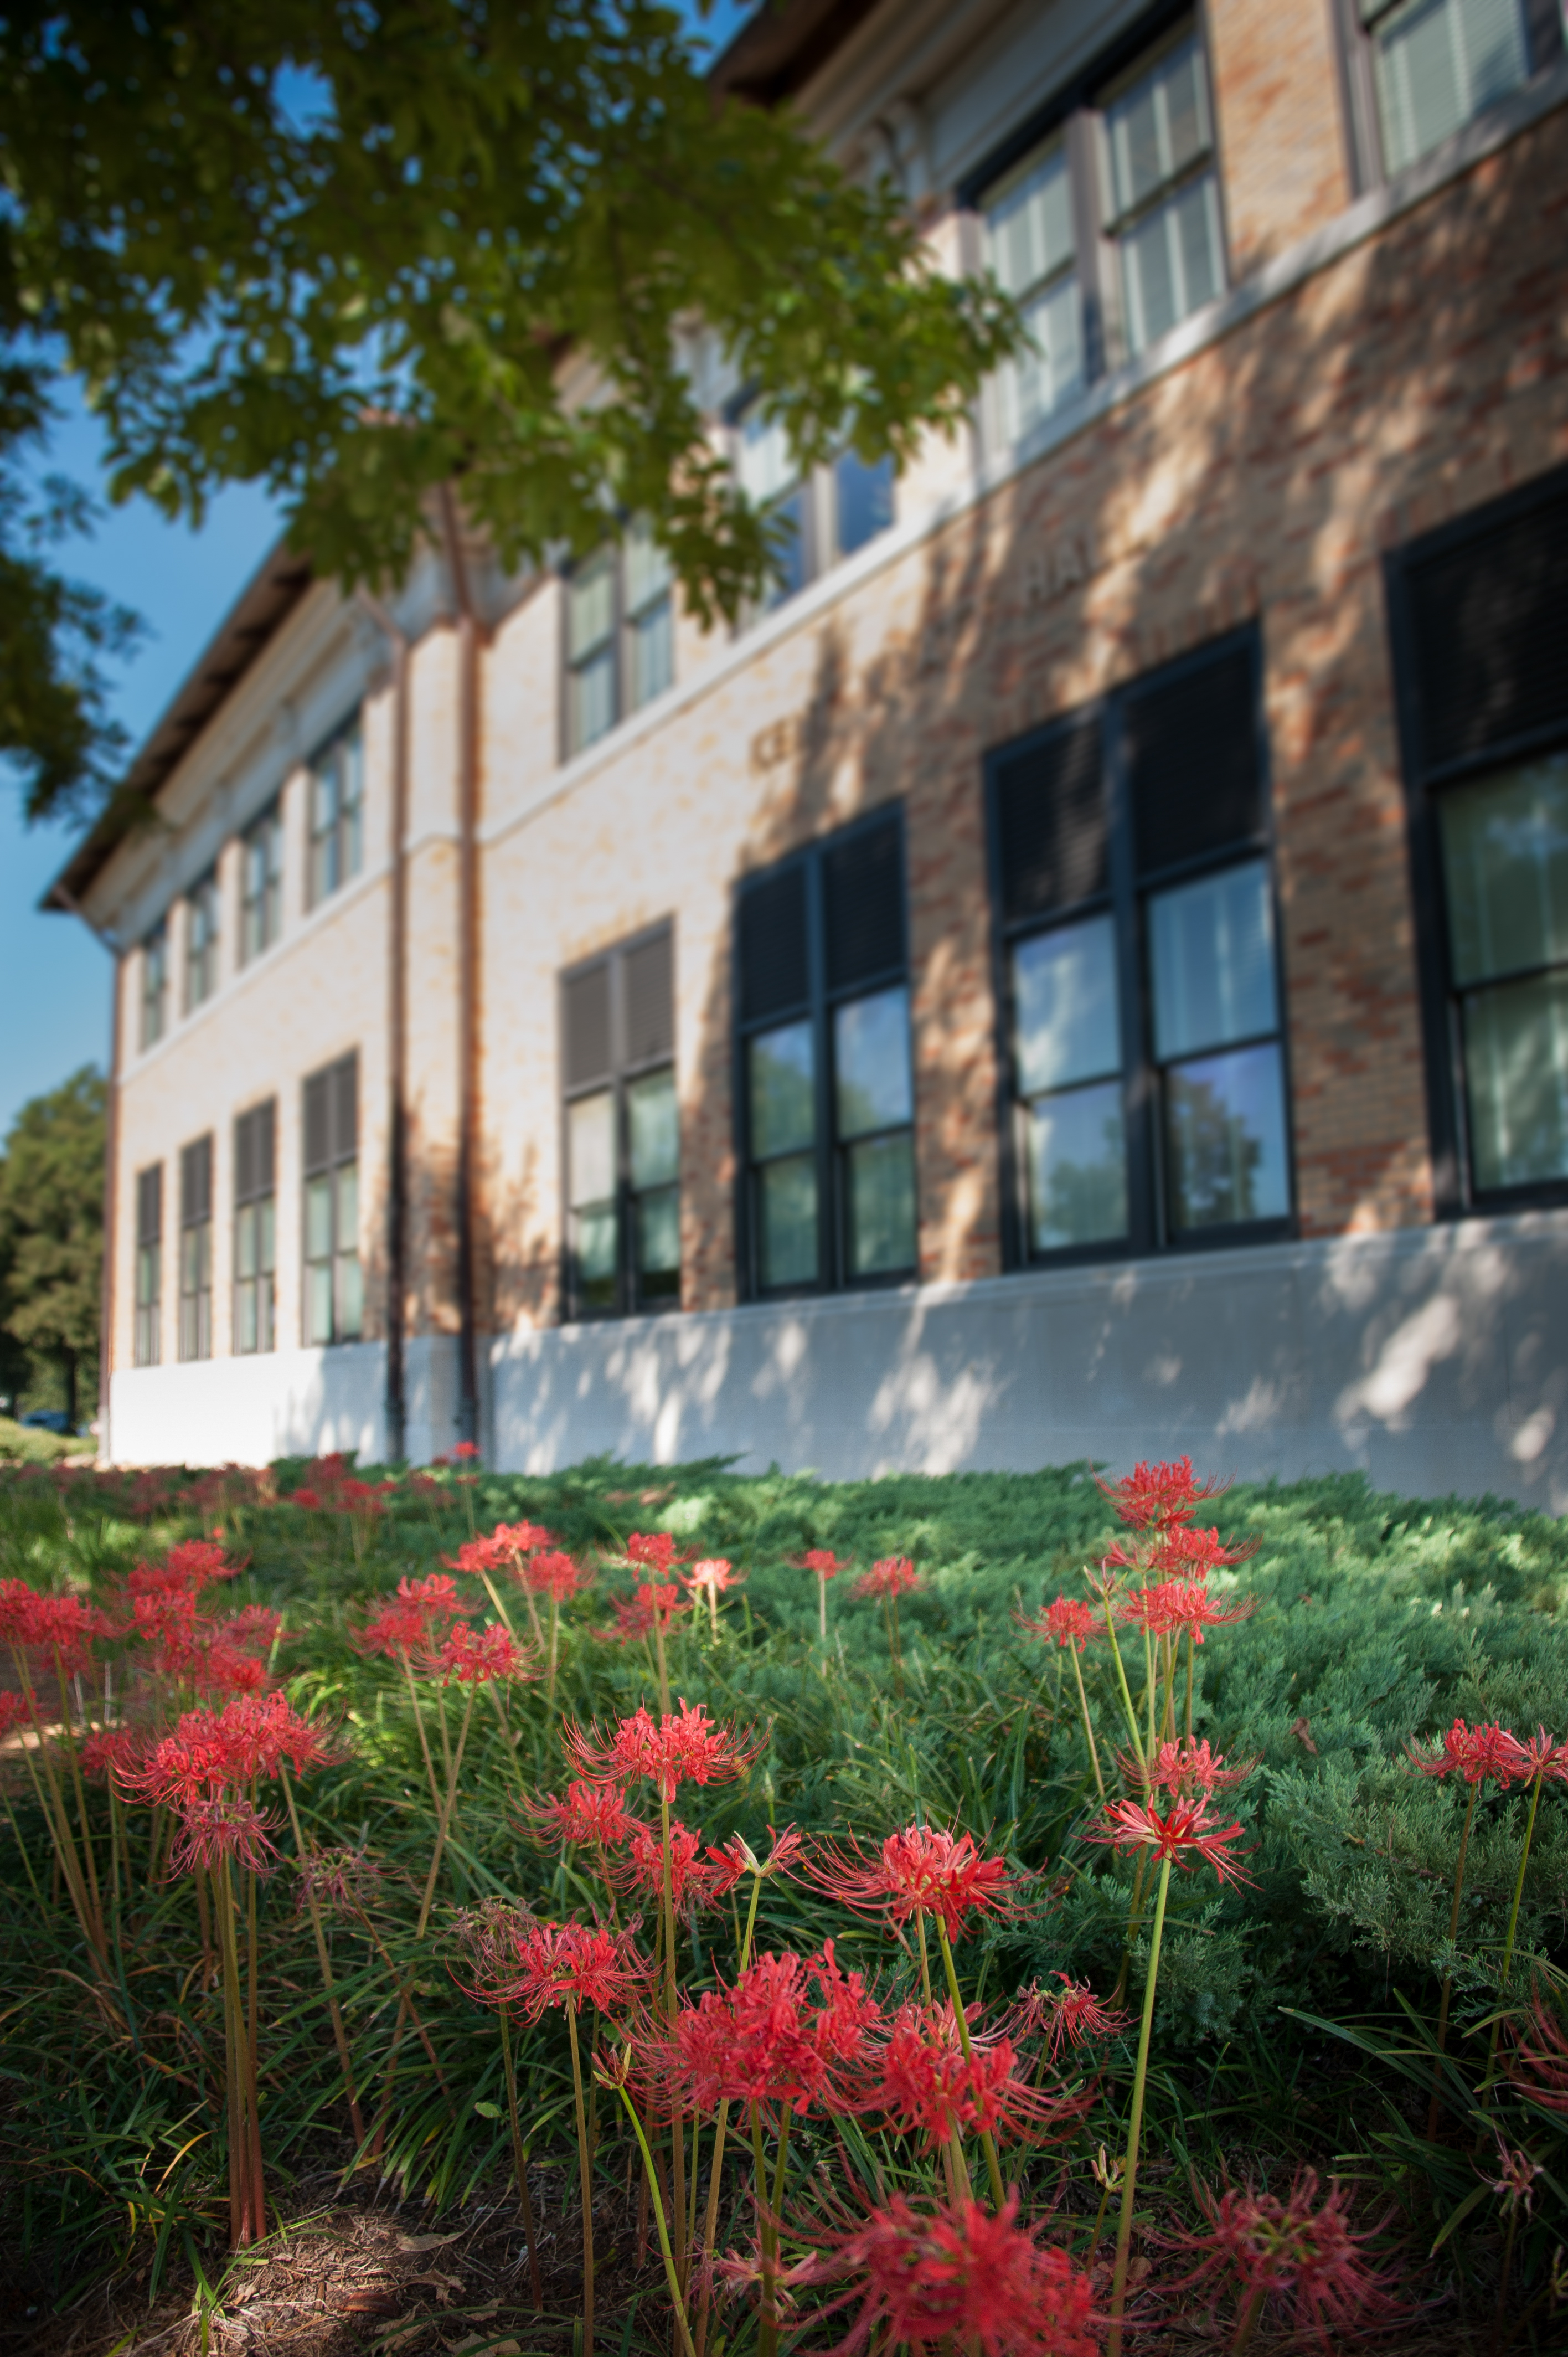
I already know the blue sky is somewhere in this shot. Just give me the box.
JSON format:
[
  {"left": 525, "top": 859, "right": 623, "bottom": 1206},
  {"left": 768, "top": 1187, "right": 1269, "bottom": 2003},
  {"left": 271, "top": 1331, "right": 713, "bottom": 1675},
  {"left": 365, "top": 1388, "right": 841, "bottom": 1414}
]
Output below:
[{"left": 0, "top": 0, "right": 755, "bottom": 1144}]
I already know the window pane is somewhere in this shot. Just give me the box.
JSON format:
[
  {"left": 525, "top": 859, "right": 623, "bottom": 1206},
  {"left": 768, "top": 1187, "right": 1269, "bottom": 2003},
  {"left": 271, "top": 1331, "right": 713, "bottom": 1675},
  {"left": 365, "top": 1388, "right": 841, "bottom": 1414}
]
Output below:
[
  {"left": 987, "top": 136, "right": 1075, "bottom": 299},
  {"left": 1173, "top": 173, "right": 1223, "bottom": 313},
  {"left": 750, "top": 1021, "right": 816, "bottom": 1157},
  {"left": 629, "top": 594, "right": 673, "bottom": 708},
  {"left": 337, "top": 1248, "right": 364, "bottom": 1340},
  {"left": 740, "top": 404, "right": 795, "bottom": 505},
  {"left": 759, "top": 1153, "right": 818, "bottom": 1288},
  {"left": 569, "top": 1090, "right": 616, "bottom": 1207},
  {"left": 1165, "top": 1041, "right": 1290, "bottom": 1229},
  {"left": 342, "top": 734, "right": 364, "bottom": 879},
  {"left": 767, "top": 489, "right": 806, "bottom": 607},
  {"left": 847, "top": 1133, "right": 916, "bottom": 1276},
  {"left": 336, "top": 1162, "right": 358, "bottom": 1253},
  {"left": 236, "top": 1279, "right": 257, "bottom": 1355},
  {"left": 306, "top": 1263, "right": 333, "bottom": 1345},
  {"left": 1463, "top": 969, "right": 1568, "bottom": 1190},
  {"left": 1149, "top": 860, "right": 1277, "bottom": 1061},
  {"left": 570, "top": 644, "right": 616, "bottom": 753},
  {"left": 999, "top": 274, "right": 1085, "bottom": 442},
  {"left": 569, "top": 554, "right": 615, "bottom": 660},
  {"left": 835, "top": 987, "right": 912, "bottom": 1140},
  {"left": 626, "top": 519, "right": 671, "bottom": 615},
  {"left": 1108, "top": 32, "right": 1211, "bottom": 217},
  {"left": 306, "top": 1173, "right": 333, "bottom": 1262},
  {"left": 1438, "top": 755, "right": 1568, "bottom": 987},
  {"left": 259, "top": 1196, "right": 275, "bottom": 1274},
  {"left": 575, "top": 1204, "right": 618, "bottom": 1306},
  {"left": 236, "top": 1204, "right": 257, "bottom": 1282},
  {"left": 637, "top": 1184, "right": 681, "bottom": 1293},
  {"left": 628, "top": 1068, "right": 679, "bottom": 1190},
  {"left": 835, "top": 450, "right": 894, "bottom": 558},
  {"left": 1375, "top": 0, "right": 1528, "bottom": 176},
  {"left": 1014, "top": 916, "right": 1121, "bottom": 1096},
  {"left": 1027, "top": 1079, "right": 1128, "bottom": 1250}
]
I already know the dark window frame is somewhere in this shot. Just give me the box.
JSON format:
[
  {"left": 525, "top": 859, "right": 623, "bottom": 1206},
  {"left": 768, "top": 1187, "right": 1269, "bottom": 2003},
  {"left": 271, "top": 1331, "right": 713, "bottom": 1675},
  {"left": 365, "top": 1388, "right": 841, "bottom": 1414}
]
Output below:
[
  {"left": 134, "top": 1164, "right": 162, "bottom": 1368},
  {"left": 559, "top": 920, "right": 680, "bottom": 1321},
  {"left": 1385, "top": 459, "right": 1568, "bottom": 1219},
  {"left": 178, "top": 1135, "right": 214, "bottom": 1363},
  {"left": 727, "top": 389, "right": 898, "bottom": 617},
  {"left": 140, "top": 920, "right": 168, "bottom": 1050},
  {"left": 1333, "top": 0, "right": 1562, "bottom": 192},
  {"left": 733, "top": 805, "right": 918, "bottom": 1302},
  {"left": 306, "top": 716, "right": 365, "bottom": 910},
  {"left": 234, "top": 1098, "right": 277, "bottom": 1356},
  {"left": 303, "top": 1052, "right": 362, "bottom": 1344},
  {"left": 986, "top": 625, "right": 1296, "bottom": 1270}
]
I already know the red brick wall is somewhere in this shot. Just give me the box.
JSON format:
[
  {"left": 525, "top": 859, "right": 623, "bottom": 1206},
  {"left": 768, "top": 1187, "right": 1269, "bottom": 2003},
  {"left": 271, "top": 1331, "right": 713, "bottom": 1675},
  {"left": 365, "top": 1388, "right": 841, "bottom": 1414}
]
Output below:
[{"left": 1208, "top": 0, "right": 1353, "bottom": 274}]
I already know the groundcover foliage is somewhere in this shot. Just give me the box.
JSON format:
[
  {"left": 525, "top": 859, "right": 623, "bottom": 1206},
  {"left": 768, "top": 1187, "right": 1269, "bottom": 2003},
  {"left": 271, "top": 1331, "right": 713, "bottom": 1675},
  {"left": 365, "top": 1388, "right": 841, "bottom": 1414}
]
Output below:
[{"left": 1, "top": 1450, "right": 1565, "bottom": 2353}]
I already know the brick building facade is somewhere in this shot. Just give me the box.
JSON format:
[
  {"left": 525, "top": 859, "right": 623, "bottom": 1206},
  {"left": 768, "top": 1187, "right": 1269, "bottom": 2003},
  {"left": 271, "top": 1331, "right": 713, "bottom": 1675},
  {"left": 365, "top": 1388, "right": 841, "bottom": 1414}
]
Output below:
[{"left": 51, "top": 0, "right": 1568, "bottom": 1506}]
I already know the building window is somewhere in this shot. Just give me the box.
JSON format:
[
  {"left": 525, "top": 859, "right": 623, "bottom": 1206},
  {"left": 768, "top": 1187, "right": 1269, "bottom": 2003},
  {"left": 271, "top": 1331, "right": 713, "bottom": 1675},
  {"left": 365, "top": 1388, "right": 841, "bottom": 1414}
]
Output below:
[
  {"left": 178, "top": 1136, "right": 213, "bottom": 1362},
  {"left": 984, "top": 130, "right": 1085, "bottom": 441},
  {"left": 240, "top": 800, "right": 283, "bottom": 964},
  {"left": 564, "top": 523, "right": 676, "bottom": 758},
  {"left": 989, "top": 629, "right": 1291, "bottom": 1263},
  {"left": 737, "top": 399, "right": 809, "bottom": 610},
  {"left": 737, "top": 810, "right": 916, "bottom": 1296},
  {"left": 1101, "top": 24, "right": 1225, "bottom": 355},
  {"left": 1389, "top": 464, "right": 1568, "bottom": 1211},
  {"left": 561, "top": 925, "right": 679, "bottom": 1317},
  {"left": 832, "top": 448, "right": 896, "bottom": 563},
  {"left": 184, "top": 868, "right": 220, "bottom": 1011},
  {"left": 140, "top": 921, "right": 168, "bottom": 1049},
  {"left": 234, "top": 1099, "right": 277, "bottom": 1354},
  {"left": 133, "top": 1165, "right": 162, "bottom": 1367},
  {"left": 1361, "top": 0, "right": 1542, "bottom": 176},
  {"left": 307, "top": 722, "right": 364, "bottom": 908},
  {"left": 303, "top": 1052, "right": 361, "bottom": 1344}
]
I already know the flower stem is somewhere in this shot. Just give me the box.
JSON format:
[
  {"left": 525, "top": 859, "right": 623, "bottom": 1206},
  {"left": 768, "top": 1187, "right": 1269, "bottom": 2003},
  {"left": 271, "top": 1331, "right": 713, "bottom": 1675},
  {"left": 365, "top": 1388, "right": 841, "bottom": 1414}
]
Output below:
[
  {"left": 1427, "top": 1781, "right": 1479, "bottom": 2141},
  {"left": 936, "top": 1918, "right": 1005, "bottom": 2212},
  {"left": 1231, "top": 2279, "right": 1267, "bottom": 2354},
  {"left": 1107, "top": 1850, "right": 1173, "bottom": 2357},
  {"left": 1069, "top": 1644, "right": 1105, "bottom": 1801},
  {"left": 751, "top": 2100, "right": 779, "bottom": 2357},
  {"left": 1100, "top": 1604, "right": 1145, "bottom": 1765},
  {"left": 415, "top": 1684, "right": 475, "bottom": 1941},
  {"left": 661, "top": 1790, "right": 688, "bottom": 2293},
  {"left": 498, "top": 2011, "right": 543, "bottom": 2308},
  {"left": 566, "top": 2000, "right": 595, "bottom": 2357},
  {"left": 612, "top": 2074, "right": 697, "bottom": 2357}
]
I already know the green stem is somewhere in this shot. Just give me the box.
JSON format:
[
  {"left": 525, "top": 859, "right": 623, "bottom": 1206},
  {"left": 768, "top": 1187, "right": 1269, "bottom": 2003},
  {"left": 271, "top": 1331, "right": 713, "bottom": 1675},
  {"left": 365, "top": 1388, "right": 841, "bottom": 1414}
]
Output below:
[
  {"left": 399, "top": 1649, "right": 445, "bottom": 1816},
  {"left": 1183, "top": 1630, "right": 1195, "bottom": 1747},
  {"left": 499, "top": 2013, "right": 544, "bottom": 2308},
  {"left": 566, "top": 2000, "right": 595, "bottom": 2357},
  {"left": 1069, "top": 1644, "right": 1105, "bottom": 1801},
  {"left": 1100, "top": 1603, "right": 1145, "bottom": 1764},
  {"left": 612, "top": 2075, "right": 698, "bottom": 2357},
  {"left": 751, "top": 2101, "right": 779, "bottom": 2357},
  {"left": 1231, "top": 2278, "right": 1268, "bottom": 2354},
  {"left": 280, "top": 1766, "right": 365, "bottom": 2146},
  {"left": 415, "top": 1684, "right": 475, "bottom": 1941},
  {"left": 1499, "top": 1771, "right": 1543, "bottom": 1993},
  {"left": 1107, "top": 1850, "right": 1173, "bottom": 2357},
  {"left": 935, "top": 1917, "right": 1005, "bottom": 2211},
  {"left": 661, "top": 1789, "right": 688, "bottom": 2293},
  {"left": 1427, "top": 1782, "right": 1479, "bottom": 2141}
]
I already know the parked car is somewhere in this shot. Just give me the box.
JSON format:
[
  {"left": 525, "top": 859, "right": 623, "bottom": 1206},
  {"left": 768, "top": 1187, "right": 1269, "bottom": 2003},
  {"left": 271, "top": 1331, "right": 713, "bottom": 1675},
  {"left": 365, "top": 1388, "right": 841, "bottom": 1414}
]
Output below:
[{"left": 19, "top": 1410, "right": 73, "bottom": 1435}]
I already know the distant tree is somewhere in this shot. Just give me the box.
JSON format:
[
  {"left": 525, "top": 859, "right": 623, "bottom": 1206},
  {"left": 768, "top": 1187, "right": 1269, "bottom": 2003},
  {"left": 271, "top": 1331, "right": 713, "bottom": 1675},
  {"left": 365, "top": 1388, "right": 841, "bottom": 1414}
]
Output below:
[
  {"left": 0, "top": 1067, "right": 106, "bottom": 1427},
  {"left": 0, "top": 2, "right": 1021, "bottom": 824}
]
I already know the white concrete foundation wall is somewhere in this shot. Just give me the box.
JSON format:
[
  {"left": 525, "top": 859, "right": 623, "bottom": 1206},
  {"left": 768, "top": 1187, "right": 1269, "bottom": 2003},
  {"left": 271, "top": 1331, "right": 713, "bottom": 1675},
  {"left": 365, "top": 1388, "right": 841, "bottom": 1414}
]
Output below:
[
  {"left": 489, "top": 1212, "right": 1568, "bottom": 1512},
  {"left": 106, "top": 1334, "right": 479, "bottom": 1470}
]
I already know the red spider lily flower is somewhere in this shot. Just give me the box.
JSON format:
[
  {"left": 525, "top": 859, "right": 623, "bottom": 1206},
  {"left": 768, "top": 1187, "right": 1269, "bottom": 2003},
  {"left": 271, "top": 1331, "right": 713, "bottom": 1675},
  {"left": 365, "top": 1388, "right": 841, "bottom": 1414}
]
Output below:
[
  {"left": 1098, "top": 1455, "right": 1230, "bottom": 1533},
  {"left": 1165, "top": 2169, "right": 1405, "bottom": 2350},
  {"left": 663, "top": 1946, "right": 883, "bottom": 2117},
  {"left": 626, "top": 1530, "right": 690, "bottom": 1573},
  {"left": 1018, "top": 1595, "right": 1100, "bottom": 1651},
  {"left": 0, "top": 1583, "right": 114, "bottom": 1673},
  {"left": 1406, "top": 1717, "right": 1524, "bottom": 1787},
  {"left": 1505, "top": 1727, "right": 1568, "bottom": 1781},
  {"left": 349, "top": 1599, "right": 431, "bottom": 1657},
  {"left": 685, "top": 1557, "right": 743, "bottom": 1599},
  {"left": 468, "top": 1917, "right": 649, "bottom": 2023},
  {"left": 121, "top": 1694, "right": 337, "bottom": 1804},
  {"left": 563, "top": 1699, "right": 764, "bottom": 1803},
  {"left": 788, "top": 2188, "right": 1097, "bottom": 2357},
  {"left": 1125, "top": 1740, "right": 1258, "bottom": 1797},
  {"left": 808, "top": 1822, "right": 1021, "bottom": 1941},
  {"left": 433, "top": 1621, "right": 539, "bottom": 1685},
  {"left": 397, "top": 1572, "right": 472, "bottom": 1620},
  {"left": 76, "top": 1726, "right": 138, "bottom": 1780},
  {"left": 524, "top": 1548, "right": 592, "bottom": 1601},
  {"left": 524, "top": 1779, "right": 639, "bottom": 1849},
  {"left": 1508, "top": 1993, "right": 1568, "bottom": 2114},
  {"left": 441, "top": 1534, "right": 508, "bottom": 1575},
  {"left": 0, "top": 1691, "right": 28, "bottom": 1738},
  {"left": 167, "top": 1795, "right": 280, "bottom": 1877},
  {"left": 1487, "top": 2139, "right": 1542, "bottom": 2211},
  {"left": 452, "top": 1439, "right": 480, "bottom": 1459},
  {"left": 1117, "top": 1577, "right": 1256, "bottom": 1642},
  {"left": 1017, "top": 1974, "right": 1131, "bottom": 2062},
  {"left": 1089, "top": 1796, "right": 1256, "bottom": 1888},
  {"left": 160, "top": 1538, "right": 240, "bottom": 1586},
  {"left": 295, "top": 1845, "right": 385, "bottom": 1916},
  {"left": 1148, "top": 1522, "right": 1260, "bottom": 1577},
  {"left": 492, "top": 1519, "right": 558, "bottom": 1558},
  {"left": 602, "top": 1580, "right": 693, "bottom": 1643},
  {"left": 706, "top": 1822, "right": 805, "bottom": 1885},
  {"left": 613, "top": 1817, "right": 739, "bottom": 1910},
  {"left": 791, "top": 1548, "right": 853, "bottom": 1579},
  {"left": 854, "top": 1557, "right": 922, "bottom": 1601},
  {"left": 291, "top": 1488, "right": 323, "bottom": 1510},
  {"left": 849, "top": 2001, "right": 1085, "bottom": 2152}
]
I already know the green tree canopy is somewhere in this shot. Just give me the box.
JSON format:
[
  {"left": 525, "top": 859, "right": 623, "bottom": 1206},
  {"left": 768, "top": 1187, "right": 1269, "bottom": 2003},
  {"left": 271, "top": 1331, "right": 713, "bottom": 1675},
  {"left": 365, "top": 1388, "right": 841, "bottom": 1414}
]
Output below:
[
  {"left": 0, "top": 1066, "right": 106, "bottom": 1426},
  {"left": 0, "top": 2, "right": 1020, "bottom": 820}
]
